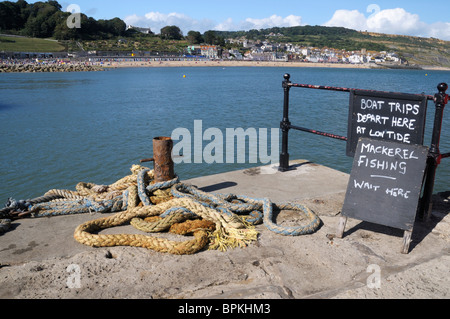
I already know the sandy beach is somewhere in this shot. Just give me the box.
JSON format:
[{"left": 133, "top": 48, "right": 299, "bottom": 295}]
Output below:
[
  {"left": 99, "top": 59, "right": 450, "bottom": 71},
  {"left": 102, "top": 60, "right": 375, "bottom": 69},
  {"left": 2, "top": 59, "right": 448, "bottom": 72}
]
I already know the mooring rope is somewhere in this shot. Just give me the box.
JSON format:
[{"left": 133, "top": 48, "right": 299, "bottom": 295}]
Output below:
[
  {"left": 171, "top": 183, "right": 321, "bottom": 236},
  {"left": 2, "top": 165, "right": 321, "bottom": 254}
]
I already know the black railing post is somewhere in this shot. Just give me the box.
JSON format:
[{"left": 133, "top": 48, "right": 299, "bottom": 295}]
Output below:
[
  {"left": 279, "top": 73, "right": 291, "bottom": 171},
  {"left": 420, "top": 82, "right": 448, "bottom": 220}
]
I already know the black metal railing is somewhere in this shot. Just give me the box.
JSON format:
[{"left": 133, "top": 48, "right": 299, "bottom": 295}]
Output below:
[{"left": 279, "top": 73, "right": 448, "bottom": 218}]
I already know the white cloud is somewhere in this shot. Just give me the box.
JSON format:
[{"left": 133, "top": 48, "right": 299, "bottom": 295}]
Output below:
[
  {"left": 214, "top": 18, "right": 238, "bottom": 31},
  {"left": 324, "top": 8, "right": 450, "bottom": 40},
  {"left": 124, "top": 12, "right": 303, "bottom": 35},
  {"left": 323, "top": 10, "right": 367, "bottom": 30},
  {"left": 427, "top": 22, "right": 450, "bottom": 41},
  {"left": 244, "top": 14, "right": 302, "bottom": 30},
  {"left": 367, "top": 8, "right": 424, "bottom": 35}
]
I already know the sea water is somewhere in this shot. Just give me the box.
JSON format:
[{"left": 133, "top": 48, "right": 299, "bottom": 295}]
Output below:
[{"left": 0, "top": 66, "right": 449, "bottom": 203}]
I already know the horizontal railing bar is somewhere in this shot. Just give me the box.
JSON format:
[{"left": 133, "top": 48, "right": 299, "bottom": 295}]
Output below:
[
  {"left": 289, "top": 83, "right": 435, "bottom": 101},
  {"left": 289, "top": 124, "right": 348, "bottom": 141}
]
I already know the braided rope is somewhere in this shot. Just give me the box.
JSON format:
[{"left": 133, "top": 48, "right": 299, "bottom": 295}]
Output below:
[
  {"left": 171, "top": 183, "right": 321, "bottom": 236},
  {"left": 75, "top": 219, "right": 209, "bottom": 255},
  {"left": 130, "top": 211, "right": 191, "bottom": 233},
  {"left": 265, "top": 201, "right": 321, "bottom": 236},
  {"left": 137, "top": 169, "right": 152, "bottom": 206},
  {"left": 44, "top": 189, "right": 84, "bottom": 200},
  {"left": 26, "top": 165, "right": 152, "bottom": 217},
  {"left": 1, "top": 194, "right": 66, "bottom": 218},
  {"left": 73, "top": 197, "right": 253, "bottom": 254},
  {"left": 5, "top": 164, "right": 321, "bottom": 254}
]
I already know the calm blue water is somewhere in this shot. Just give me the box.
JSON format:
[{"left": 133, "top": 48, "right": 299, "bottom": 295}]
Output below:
[{"left": 1, "top": 66, "right": 449, "bottom": 204}]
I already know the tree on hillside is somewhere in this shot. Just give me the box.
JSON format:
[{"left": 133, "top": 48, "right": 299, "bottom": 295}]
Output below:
[
  {"left": 246, "top": 29, "right": 261, "bottom": 40},
  {"left": 53, "top": 11, "right": 76, "bottom": 40},
  {"left": 187, "top": 30, "right": 202, "bottom": 44},
  {"left": 0, "top": 0, "right": 127, "bottom": 40},
  {"left": 203, "top": 30, "right": 225, "bottom": 46},
  {"left": 22, "top": 1, "right": 61, "bottom": 37},
  {"left": 98, "top": 17, "right": 126, "bottom": 37},
  {"left": 160, "top": 25, "right": 182, "bottom": 40},
  {"left": 203, "top": 30, "right": 216, "bottom": 45},
  {"left": 0, "top": 0, "right": 28, "bottom": 31}
]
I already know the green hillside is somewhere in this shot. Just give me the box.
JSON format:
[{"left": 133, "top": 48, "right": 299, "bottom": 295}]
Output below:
[
  {"left": 356, "top": 32, "right": 450, "bottom": 67},
  {"left": 0, "top": 35, "right": 65, "bottom": 51},
  {"left": 216, "top": 26, "right": 450, "bottom": 68}
]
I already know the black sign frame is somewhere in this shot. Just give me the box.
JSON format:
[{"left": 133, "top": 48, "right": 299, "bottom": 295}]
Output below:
[
  {"left": 346, "top": 90, "right": 428, "bottom": 157},
  {"left": 338, "top": 137, "right": 429, "bottom": 253}
]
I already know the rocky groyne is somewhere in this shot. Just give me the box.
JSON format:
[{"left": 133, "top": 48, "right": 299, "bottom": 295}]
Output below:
[{"left": 0, "top": 63, "right": 104, "bottom": 73}]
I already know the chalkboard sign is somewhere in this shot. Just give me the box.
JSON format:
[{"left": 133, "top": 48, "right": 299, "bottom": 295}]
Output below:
[
  {"left": 346, "top": 90, "right": 428, "bottom": 157},
  {"left": 341, "top": 138, "right": 429, "bottom": 231}
]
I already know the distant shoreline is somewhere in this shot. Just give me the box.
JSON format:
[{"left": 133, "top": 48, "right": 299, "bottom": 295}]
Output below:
[
  {"left": 102, "top": 60, "right": 373, "bottom": 69},
  {"left": 2, "top": 59, "right": 449, "bottom": 73},
  {"left": 101, "top": 60, "right": 450, "bottom": 71}
]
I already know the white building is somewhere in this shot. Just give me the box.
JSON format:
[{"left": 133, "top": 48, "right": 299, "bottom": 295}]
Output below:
[
  {"left": 348, "top": 54, "right": 362, "bottom": 64},
  {"left": 301, "top": 48, "right": 310, "bottom": 56},
  {"left": 126, "top": 25, "right": 152, "bottom": 34},
  {"left": 201, "top": 46, "right": 219, "bottom": 59}
]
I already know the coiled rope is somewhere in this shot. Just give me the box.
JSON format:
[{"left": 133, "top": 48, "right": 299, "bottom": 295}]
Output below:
[
  {"left": 171, "top": 183, "right": 321, "bottom": 236},
  {"left": 3, "top": 165, "right": 321, "bottom": 254}
]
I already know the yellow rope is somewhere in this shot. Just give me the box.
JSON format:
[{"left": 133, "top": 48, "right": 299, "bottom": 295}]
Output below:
[
  {"left": 74, "top": 196, "right": 259, "bottom": 254},
  {"left": 30, "top": 163, "right": 312, "bottom": 255}
]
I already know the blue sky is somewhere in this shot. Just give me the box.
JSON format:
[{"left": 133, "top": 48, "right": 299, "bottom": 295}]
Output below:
[{"left": 43, "top": 1, "right": 450, "bottom": 39}]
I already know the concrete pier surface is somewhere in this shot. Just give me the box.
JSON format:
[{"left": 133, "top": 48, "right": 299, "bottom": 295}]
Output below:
[{"left": 0, "top": 159, "right": 449, "bottom": 299}]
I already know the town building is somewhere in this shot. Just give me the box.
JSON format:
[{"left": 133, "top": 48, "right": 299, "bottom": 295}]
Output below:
[{"left": 126, "top": 25, "right": 152, "bottom": 34}]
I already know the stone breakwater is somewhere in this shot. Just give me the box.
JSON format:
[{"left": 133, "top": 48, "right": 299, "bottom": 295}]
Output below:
[{"left": 0, "top": 63, "right": 104, "bottom": 73}]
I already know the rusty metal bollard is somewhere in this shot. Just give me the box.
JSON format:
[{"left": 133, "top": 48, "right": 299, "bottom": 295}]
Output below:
[{"left": 152, "top": 136, "right": 175, "bottom": 182}]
